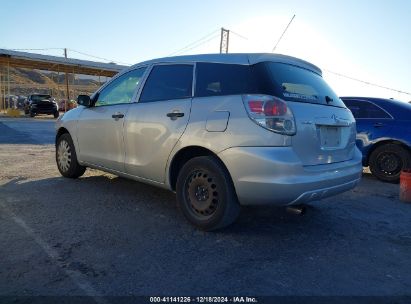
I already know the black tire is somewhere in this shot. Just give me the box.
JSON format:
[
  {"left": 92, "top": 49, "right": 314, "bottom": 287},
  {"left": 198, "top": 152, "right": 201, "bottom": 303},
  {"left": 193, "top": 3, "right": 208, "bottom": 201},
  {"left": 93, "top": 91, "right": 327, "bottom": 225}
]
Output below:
[
  {"left": 30, "top": 112, "right": 35, "bottom": 117},
  {"left": 53, "top": 111, "right": 59, "bottom": 118},
  {"left": 176, "top": 156, "right": 241, "bottom": 231},
  {"left": 56, "top": 133, "right": 86, "bottom": 178},
  {"left": 369, "top": 143, "right": 411, "bottom": 183}
]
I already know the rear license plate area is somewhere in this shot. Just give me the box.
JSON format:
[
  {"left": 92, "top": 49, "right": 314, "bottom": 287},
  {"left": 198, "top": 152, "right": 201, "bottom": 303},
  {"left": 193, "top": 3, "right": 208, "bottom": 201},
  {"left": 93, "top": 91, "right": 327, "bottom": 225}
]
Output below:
[{"left": 319, "top": 126, "right": 341, "bottom": 148}]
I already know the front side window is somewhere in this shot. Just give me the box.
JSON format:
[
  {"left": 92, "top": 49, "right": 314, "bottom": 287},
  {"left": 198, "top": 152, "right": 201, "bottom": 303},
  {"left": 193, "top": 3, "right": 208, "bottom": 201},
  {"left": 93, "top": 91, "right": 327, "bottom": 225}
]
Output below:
[
  {"left": 344, "top": 99, "right": 391, "bottom": 119},
  {"left": 95, "top": 67, "right": 146, "bottom": 107},
  {"left": 139, "top": 64, "right": 193, "bottom": 102}
]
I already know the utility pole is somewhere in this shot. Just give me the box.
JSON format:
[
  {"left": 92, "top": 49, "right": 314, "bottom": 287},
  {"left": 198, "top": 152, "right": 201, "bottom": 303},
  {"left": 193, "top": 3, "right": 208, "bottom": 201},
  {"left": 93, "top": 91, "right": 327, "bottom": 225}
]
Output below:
[
  {"left": 64, "top": 48, "right": 69, "bottom": 112},
  {"left": 7, "top": 59, "right": 10, "bottom": 110},
  {"left": 272, "top": 14, "right": 296, "bottom": 53},
  {"left": 220, "top": 28, "right": 230, "bottom": 53}
]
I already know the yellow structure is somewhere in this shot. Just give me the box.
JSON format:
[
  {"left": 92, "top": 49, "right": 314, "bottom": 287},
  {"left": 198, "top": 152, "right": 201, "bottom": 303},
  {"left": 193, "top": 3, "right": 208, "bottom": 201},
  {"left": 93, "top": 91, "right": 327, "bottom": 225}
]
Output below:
[{"left": 6, "top": 108, "right": 20, "bottom": 117}]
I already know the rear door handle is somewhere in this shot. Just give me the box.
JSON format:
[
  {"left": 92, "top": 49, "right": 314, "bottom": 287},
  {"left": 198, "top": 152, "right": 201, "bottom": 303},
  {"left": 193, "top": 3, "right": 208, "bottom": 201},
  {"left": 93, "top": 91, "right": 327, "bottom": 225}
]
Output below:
[
  {"left": 166, "top": 112, "right": 184, "bottom": 119},
  {"left": 373, "top": 122, "right": 385, "bottom": 128},
  {"left": 112, "top": 113, "right": 125, "bottom": 119}
]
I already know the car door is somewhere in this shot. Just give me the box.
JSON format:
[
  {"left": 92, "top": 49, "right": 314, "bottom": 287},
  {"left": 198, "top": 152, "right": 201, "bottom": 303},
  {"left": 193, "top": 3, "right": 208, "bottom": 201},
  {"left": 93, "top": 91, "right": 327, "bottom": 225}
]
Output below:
[
  {"left": 76, "top": 67, "right": 147, "bottom": 172},
  {"left": 124, "top": 64, "right": 194, "bottom": 183},
  {"left": 344, "top": 99, "right": 394, "bottom": 150}
]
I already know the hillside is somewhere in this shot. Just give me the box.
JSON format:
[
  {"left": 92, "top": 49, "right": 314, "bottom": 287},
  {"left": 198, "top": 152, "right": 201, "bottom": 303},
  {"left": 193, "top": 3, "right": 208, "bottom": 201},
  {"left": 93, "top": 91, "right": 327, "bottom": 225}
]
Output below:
[{"left": 4, "top": 67, "right": 107, "bottom": 100}]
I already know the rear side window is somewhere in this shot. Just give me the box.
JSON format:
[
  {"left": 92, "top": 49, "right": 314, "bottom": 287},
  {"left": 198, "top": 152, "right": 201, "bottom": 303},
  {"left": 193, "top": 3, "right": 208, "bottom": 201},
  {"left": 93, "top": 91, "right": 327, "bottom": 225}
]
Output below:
[
  {"left": 343, "top": 99, "right": 391, "bottom": 119},
  {"left": 139, "top": 64, "right": 193, "bottom": 102},
  {"left": 195, "top": 63, "right": 257, "bottom": 97}
]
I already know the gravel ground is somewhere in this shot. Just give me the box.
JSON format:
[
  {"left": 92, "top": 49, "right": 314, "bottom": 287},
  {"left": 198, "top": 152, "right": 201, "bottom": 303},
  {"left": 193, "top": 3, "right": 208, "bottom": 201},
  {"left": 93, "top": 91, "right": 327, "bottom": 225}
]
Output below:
[{"left": 0, "top": 117, "right": 410, "bottom": 301}]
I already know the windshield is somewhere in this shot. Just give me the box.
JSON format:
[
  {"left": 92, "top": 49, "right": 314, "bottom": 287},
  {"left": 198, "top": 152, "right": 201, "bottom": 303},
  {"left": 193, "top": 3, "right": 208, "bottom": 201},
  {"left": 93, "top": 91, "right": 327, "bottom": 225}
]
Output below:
[
  {"left": 258, "top": 62, "right": 345, "bottom": 108},
  {"left": 31, "top": 95, "right": 51, "bottom": 101}
]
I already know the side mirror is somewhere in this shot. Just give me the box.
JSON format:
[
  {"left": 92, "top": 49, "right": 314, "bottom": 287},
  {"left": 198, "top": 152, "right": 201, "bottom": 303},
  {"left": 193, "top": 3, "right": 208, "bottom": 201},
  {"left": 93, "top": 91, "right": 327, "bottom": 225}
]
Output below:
[{"left": 77, "top": 95, "right": 91, "bottom": 107}]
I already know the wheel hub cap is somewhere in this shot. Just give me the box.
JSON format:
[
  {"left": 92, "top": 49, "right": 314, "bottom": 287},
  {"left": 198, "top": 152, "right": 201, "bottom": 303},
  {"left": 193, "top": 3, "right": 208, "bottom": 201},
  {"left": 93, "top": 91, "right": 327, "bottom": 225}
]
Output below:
[
  {"left": 57, "top": 140, "right": 71, "bottom": 172},
  {"left": 195, "top": 185, "right": 209, "bottom": 201},
  {"left": 186, "top": 170, "right": 219, "bottom": 217},
  {"left": 379, "top": 153, "right": 401, "bottom": 173}
]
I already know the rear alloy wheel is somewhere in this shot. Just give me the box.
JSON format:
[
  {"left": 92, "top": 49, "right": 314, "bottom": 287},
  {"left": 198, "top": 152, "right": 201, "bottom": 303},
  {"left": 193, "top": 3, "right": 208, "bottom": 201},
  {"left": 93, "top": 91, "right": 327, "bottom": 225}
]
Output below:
[
  {"left": 176, "top": 156, "right": 240, "bottom": 231},
  {"left": 369, "top": 143, "right": 411, "bottom": 183},
  {"left": 56, "top": 133, "right": 86, "bottom": 178}
]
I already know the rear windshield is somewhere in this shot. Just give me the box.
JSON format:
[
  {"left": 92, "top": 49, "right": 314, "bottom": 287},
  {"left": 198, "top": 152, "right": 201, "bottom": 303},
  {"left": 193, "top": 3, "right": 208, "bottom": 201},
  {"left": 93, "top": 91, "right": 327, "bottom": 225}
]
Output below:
[
  {"left": 31, "top": 95, "right": 51, "bottom": 101},
  {"left": 255, "top": 62, "right": 345, "bottom": 107},
  {"left": 194, "top": 61, "right": 345, "bottom": 108}
]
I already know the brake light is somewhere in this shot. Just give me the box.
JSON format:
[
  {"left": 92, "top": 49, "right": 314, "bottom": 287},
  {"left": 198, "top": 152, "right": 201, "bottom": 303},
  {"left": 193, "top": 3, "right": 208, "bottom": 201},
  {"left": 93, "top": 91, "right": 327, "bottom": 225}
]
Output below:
[{"left": 242, "top": 95, "right": 296, "bottom": 135}]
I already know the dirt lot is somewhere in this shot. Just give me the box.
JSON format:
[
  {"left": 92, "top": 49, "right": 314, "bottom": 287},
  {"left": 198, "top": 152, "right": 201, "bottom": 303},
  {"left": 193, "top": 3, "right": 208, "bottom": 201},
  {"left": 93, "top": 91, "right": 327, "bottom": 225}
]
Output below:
[{"left": 0, "top": 117, "right": 410, "bottom": 300}]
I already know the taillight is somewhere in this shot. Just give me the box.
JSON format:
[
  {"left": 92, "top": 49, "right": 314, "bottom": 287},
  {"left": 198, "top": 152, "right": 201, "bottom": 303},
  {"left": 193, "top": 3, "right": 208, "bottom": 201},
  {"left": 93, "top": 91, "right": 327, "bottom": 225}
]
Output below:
[{"left": 242, "top": 95, "right": 296, "bottom": 135}]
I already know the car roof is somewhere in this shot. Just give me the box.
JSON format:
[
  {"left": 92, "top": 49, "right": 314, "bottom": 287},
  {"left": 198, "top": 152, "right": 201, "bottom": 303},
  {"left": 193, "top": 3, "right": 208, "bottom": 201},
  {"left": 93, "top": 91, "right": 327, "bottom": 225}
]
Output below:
[{"left": 130, "top": 53, "right": 322, "bottom": 76}]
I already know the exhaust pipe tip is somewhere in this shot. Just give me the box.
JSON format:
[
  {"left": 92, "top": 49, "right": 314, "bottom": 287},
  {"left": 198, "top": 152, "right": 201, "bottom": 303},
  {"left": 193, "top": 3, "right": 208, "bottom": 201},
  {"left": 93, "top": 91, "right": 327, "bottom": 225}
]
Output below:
[{"left": 286, "top": 205, "right": 306, "bottom": 215}]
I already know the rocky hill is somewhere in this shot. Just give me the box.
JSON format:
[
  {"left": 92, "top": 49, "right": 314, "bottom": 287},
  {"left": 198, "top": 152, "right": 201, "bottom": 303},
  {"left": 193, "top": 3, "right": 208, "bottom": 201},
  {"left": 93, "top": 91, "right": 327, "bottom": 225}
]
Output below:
[{"left": 4, "top": 67, "right": 107, "bottom": 100}]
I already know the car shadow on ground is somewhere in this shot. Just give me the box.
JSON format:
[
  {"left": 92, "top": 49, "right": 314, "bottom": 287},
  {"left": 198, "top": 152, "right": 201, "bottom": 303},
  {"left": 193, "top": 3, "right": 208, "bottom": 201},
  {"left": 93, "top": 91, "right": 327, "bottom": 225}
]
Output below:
[
  {"left": 2, "top": 172, "right": 411, "bottom": 296},
  {"left": 1, "top": 173, "right": 366, "bottom": 238}
]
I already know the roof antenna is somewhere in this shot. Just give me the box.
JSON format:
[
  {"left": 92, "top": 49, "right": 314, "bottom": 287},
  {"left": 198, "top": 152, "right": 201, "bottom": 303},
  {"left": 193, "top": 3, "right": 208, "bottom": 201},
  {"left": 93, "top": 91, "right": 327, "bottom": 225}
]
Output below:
[{"left": 272, "top": 14, "right": 296, "bottom": 53}]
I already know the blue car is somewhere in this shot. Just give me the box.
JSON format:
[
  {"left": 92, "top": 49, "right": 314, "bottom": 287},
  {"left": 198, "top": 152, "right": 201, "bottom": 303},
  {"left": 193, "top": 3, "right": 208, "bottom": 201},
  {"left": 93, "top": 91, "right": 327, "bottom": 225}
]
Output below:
[{"left": 341, "top": 97, "right": 411, "bottom": 182}]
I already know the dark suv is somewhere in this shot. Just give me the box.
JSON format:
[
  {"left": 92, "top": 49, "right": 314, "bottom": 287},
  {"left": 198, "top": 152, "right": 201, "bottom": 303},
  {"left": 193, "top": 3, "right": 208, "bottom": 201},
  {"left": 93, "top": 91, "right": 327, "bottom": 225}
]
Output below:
[{"left": 25, "top": 94, "right": 59, "bottom": 118}]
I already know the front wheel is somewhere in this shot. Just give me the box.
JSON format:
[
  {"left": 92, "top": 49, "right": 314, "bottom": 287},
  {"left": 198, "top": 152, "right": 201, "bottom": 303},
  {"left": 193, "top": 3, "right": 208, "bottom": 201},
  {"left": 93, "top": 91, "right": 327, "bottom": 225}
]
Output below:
[
  {"left": 176, "top": 156, "right": 240, "bottom": 231},
  {"left": 56, "top": 133, "right": 86, "bottom": 178},
  {"left": 369, "top": 143, "right": 411, "bottom": 183},
  {"left": 53, "top": 111, "right": 59, "bottom": 118}
]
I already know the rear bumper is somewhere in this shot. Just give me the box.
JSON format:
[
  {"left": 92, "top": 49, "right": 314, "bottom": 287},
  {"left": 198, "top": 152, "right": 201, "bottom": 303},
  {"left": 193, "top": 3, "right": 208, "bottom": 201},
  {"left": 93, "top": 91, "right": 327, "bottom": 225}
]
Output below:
[
  {"left": 31, "top": 107, "right": 57, "bottom": 114},
  {"left": 218, "top": 146, "right": 362, "bottom": 206}
]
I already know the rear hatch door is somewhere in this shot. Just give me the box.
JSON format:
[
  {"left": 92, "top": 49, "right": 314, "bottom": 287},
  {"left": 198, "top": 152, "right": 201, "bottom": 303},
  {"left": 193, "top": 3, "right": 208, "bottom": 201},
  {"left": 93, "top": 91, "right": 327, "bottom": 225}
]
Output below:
[
  {"left": 254, "top": 61, "right": 357, "bottom": 165},
  {"left": 289, "top": 102, "right": 356, "bottom": 165}
]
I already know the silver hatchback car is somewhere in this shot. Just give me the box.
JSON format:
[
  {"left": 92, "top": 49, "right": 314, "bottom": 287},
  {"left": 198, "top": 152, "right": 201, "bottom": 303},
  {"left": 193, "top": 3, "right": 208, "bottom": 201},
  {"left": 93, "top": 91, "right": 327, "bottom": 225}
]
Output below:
[{"left": 55, "top": 53, "right": 362, "bottom": 230}]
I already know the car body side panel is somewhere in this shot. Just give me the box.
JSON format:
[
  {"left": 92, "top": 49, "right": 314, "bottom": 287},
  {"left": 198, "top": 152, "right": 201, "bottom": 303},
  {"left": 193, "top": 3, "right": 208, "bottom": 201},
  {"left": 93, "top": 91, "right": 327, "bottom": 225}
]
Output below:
[
  {"left": 56, "top": 107, "right": 83, "bottom": 156},
  {"left": 74, "top": 104, "right": 131, "bottom": 172},
  {"left": 360, "top": 124, "right": 411, "bottom": 166},
  {"left": 164, "top": 95, "right": 292, "bottom": 187},
  {"left": 341, "top": 97, "right": 411, "bottom": 166},
  {"left": 124, "top": 98, "right": 192, "bottom": 183},
  {"left": 175, "top": 95, "right": 291, "bottom": 151}
]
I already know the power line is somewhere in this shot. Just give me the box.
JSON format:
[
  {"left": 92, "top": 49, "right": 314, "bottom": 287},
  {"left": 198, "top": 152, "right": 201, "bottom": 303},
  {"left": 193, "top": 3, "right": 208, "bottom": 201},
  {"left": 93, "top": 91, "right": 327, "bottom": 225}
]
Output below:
[
  {"left": 272, "top": 14, "right": 296, "bottom": 52},
  {"left": 325, "top": 69, "right": 411, "bottom": 96},
  {"left": 5, "top": 47, "right": 63, "bottom": 52},
  {"left": 230, "top": 30, "right": 248, "bottom": 40},
  {"left": 67, "top": 49, "right": 132, "bottom": 65},
  {"left": 169, "top": 29, "right": 220, "bottom": 56},
  {"left": 185, "top": 34, "right": 221, "bottom": 54},
  {"left": 3, "top": 45, "right": 409, "bottom": 96},
  {"left": 170, "top": 28, "right": 247, "bottom": 56},
  {"left": 176, "top": 34, "right": 220, "bottom": 55},
  {"left": 2, "top": 47, "right": 131, "bottom": 65}
]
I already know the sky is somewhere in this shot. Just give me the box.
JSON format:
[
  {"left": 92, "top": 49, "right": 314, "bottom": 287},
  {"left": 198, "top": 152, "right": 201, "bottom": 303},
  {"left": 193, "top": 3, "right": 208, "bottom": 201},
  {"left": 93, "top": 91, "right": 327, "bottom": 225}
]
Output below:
[{"left": 1, "top": 0, "right": 411, "bottom": 101}]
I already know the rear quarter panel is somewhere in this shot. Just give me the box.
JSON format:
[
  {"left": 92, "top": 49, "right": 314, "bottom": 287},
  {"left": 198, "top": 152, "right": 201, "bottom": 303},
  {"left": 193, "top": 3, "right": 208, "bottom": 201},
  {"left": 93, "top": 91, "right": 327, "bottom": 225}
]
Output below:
[
  {"left": 172, "top": 95, "right": 291, "bottom": 153},
  {"left": 362, "top": 121, "right": 411, "bottom": 166},
  {"left": 165, "top": 95, "right": 292, "bottom": 185}
]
